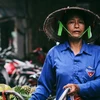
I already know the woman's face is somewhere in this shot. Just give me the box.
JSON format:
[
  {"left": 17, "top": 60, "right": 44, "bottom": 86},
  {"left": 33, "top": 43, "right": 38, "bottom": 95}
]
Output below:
[{"left": 66, "top": 15, "right": 85, "bottom": 39}]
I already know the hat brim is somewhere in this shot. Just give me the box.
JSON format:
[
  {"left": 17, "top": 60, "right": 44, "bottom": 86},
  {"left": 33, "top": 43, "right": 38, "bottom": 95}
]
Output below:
[{"left": 43, "top": 7, "right": 100, "bottom": 43}]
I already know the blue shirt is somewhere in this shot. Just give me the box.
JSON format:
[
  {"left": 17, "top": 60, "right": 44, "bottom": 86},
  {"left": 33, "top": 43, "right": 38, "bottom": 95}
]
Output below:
[{"left": 29, "top": 41, "right": 100, "bottom": 100}]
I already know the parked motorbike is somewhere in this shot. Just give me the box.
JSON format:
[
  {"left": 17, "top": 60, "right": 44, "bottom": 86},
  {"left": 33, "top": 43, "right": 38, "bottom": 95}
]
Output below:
[
  {"left": 9, "top": 58, "right": 42, "bottom": 87},
  {"left": 0, "top": 46, "right": 13, "bottom": 84}
]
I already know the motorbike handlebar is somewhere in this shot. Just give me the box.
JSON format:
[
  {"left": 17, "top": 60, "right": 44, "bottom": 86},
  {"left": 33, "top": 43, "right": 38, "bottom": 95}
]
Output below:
[{"left": 58, "top": 87, "right": 71, "bottom": 100}]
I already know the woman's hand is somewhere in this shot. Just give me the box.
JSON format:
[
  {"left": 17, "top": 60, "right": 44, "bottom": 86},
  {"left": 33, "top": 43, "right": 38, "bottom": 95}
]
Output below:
[
  {"left": 63, "top": 83, "right": 80, "bottom": 96},
  {"left": 63, "top": 84, "right": 83, "bottom": 100}
]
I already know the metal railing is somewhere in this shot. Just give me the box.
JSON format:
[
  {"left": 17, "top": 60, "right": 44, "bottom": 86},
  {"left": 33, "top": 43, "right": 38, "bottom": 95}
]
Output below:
[
  {"left": 0, "top": 90, "right": 24, "bottom": 100},
  {"left": 0, "top": 88, "right": 70, "bottom": 100}
]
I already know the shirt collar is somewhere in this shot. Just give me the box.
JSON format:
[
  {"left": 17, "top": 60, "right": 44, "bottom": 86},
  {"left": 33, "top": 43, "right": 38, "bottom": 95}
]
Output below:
[
  {"left": 80, "top": 41, "right": 92, "bottom": 55},
  {"left": 59, "top": 41, "right": 69, "bottom": 52},
  {"left": 60, "top": 41, "right": 92, "bottom": 55}
]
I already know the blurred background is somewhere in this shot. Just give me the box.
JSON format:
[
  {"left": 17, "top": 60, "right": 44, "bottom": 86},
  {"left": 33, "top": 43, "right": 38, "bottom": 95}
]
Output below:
[
  {"left": 0, "top": 0, "right": 100, "bottom": 99},
  {"left": 0, "top": 0, "right": 100, "bottom": 59}
]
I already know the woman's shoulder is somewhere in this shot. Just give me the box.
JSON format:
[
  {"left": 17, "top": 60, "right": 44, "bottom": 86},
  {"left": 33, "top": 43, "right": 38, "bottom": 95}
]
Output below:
[{"left": 48, "top": 42, "right": 66, "bottom": 53}]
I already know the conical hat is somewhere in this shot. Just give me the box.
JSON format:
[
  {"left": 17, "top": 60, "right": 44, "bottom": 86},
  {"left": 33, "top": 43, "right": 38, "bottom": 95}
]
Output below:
[{"left": 43, "top": 6, "right": 100, "bottom": 43}]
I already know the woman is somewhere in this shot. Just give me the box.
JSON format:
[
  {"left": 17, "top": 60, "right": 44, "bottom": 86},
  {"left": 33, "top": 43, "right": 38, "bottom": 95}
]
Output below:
[{"left": 29, "top": 7, "right": 100, "bottom": 100}]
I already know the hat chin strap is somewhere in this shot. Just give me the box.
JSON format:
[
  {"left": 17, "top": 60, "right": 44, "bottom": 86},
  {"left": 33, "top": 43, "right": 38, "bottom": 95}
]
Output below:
[{"left": 58, "top": 21, "right": 92, "bottom": 39}]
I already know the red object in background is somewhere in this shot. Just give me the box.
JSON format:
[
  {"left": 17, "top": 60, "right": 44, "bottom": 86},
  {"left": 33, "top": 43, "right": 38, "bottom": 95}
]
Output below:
[
  {"left": 74, "top": 94, "right": 83, "bottom": 100},
  {"left": 33, "top": 47, "right": 46, "bottom": 64},
  {"left": 33, "top": 47, "right": 42, "bottom": 53},
  {"left": 4, "top": 62, "right": 18, "bottom": 75},
  {"left": 37, "top": 54, "right": 45, "bottom": 64}
]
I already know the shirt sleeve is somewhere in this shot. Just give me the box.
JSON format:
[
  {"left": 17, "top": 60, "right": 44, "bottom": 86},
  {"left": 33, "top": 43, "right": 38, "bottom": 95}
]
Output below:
[
  {"left": 29, "top": 51, "right": 56, "bottom": 100},
  {"left": 78, "top": 55, "right": 100, "bottom": 99}
]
